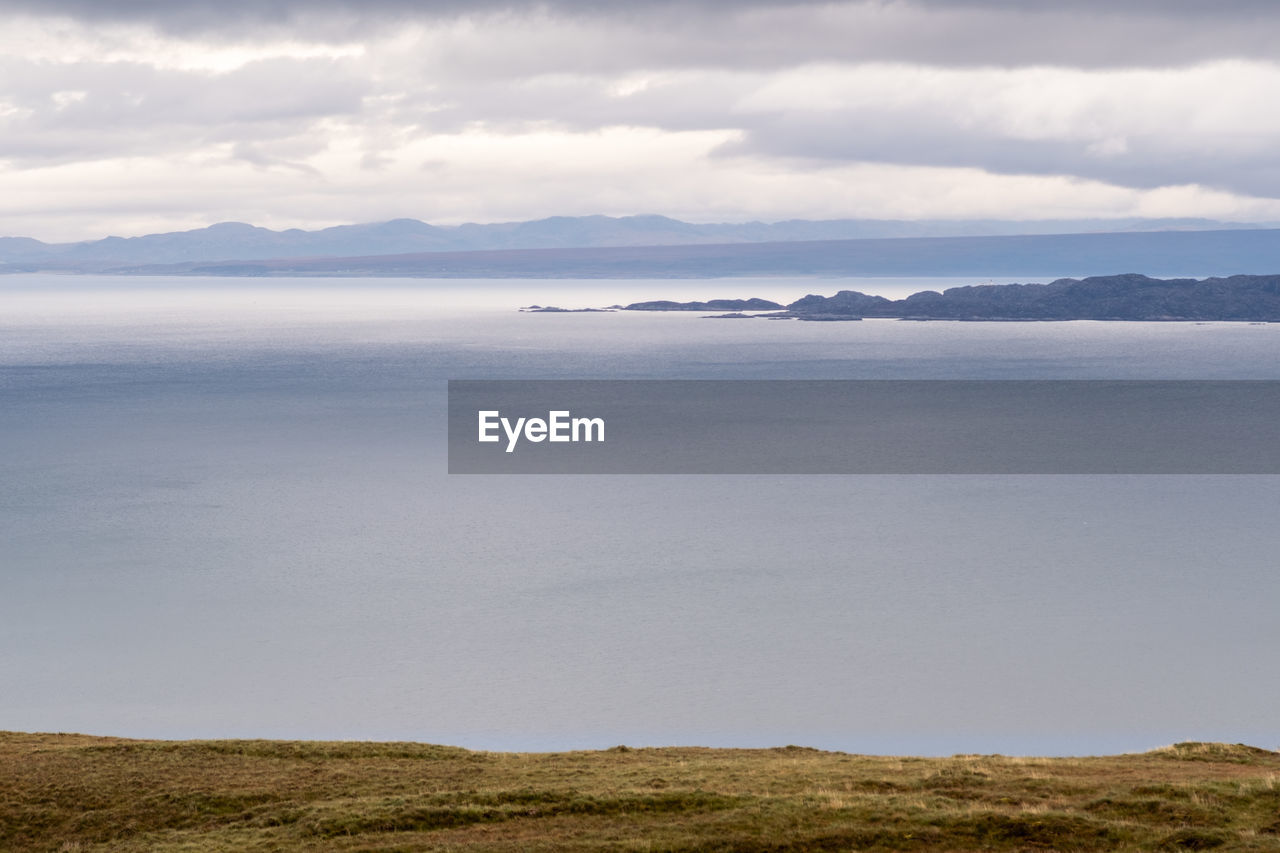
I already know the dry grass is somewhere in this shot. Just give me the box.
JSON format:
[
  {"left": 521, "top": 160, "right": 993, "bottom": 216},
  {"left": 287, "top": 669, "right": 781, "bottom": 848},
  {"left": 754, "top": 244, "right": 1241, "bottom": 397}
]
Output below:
[{"left": 2, "top": 733, "right": 1279, "bottom": 851}]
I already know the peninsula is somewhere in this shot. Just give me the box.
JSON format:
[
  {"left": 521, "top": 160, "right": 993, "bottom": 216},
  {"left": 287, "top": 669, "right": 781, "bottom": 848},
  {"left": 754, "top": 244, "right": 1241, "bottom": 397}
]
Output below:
[{"left": 615, "top": 274, "right": 1280, "bottom": 321}]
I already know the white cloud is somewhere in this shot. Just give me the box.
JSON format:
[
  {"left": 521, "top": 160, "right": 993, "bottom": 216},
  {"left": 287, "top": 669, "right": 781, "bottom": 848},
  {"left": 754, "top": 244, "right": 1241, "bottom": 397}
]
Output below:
[{"left": 8, "top": 124, "right": 1280, "bottom": 243}]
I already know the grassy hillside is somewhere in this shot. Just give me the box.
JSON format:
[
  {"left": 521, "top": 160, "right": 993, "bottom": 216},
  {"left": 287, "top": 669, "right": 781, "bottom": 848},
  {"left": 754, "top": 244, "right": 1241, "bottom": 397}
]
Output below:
[{"left": 2, "top": 732, "right": 1278, "bottom": 851}]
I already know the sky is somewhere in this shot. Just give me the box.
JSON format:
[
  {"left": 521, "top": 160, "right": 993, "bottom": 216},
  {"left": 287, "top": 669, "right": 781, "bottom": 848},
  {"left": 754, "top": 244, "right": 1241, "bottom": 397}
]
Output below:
[{"left": 2, "top": 0, "right": 1280, "bottom": 242}]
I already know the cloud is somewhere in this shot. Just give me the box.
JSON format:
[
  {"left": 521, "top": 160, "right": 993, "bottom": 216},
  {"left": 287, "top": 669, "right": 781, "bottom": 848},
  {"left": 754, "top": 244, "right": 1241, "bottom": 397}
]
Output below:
[
  {"left": 339, "top": 57, "right": 1280, "bottom": 200},
  {"left": 0, "top": 55, "right": 367, "bottom": 165},
  {"left": 4, "top": 0, "right": 1280, "bottom": 240},
  {"left": 0, "top": 1, "right": 822, "bottom": 45},
  {"left": 717, "top": 61, "right": 1280, "bottom": 198},
  {"left": 910, "top": 0, "right": 1277, "bottom": 13},
  {"left": 5, "top": 1, "right": 1280, "bottom": 68}
]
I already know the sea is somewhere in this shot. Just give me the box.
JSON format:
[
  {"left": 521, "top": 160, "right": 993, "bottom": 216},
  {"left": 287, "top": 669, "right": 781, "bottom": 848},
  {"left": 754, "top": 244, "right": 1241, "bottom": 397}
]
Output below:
[{"left": 2, "top": 274, "right": 1278, "bottom": 756}]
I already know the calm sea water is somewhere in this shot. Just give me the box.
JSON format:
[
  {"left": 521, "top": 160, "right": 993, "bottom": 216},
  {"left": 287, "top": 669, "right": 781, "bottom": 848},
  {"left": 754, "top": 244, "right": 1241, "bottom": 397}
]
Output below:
[{"left": 2, "top": 275, "right": 1278, "bottom": 756}]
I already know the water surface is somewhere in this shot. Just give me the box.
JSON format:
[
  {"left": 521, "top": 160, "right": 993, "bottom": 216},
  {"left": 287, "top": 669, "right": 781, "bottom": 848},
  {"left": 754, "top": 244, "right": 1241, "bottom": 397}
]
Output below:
[{"left": 3, "top": 275, "right": 1277, "bottom": 755}]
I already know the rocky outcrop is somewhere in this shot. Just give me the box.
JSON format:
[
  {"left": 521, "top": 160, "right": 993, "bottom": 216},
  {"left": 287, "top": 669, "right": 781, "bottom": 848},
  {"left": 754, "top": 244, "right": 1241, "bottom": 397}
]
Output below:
[{"left": 786, "top": 274, "right": 1280, "bottom": 320}]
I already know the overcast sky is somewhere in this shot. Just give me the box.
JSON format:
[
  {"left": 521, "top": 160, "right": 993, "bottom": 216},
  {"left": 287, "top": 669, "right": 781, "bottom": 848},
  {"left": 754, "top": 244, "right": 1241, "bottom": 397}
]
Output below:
[{"left": 2, "top": 0, "right": 1280, "bottom": 241}]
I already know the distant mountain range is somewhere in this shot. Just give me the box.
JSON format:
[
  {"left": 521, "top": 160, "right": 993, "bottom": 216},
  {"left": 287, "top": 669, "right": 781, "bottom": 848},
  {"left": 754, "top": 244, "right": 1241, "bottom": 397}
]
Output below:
[
  {"left": 74, "top": 228, "right": 1280, "bottom": 280},
  {"left": 1, "top": 215, "right": 1276, "bottom": 274}
]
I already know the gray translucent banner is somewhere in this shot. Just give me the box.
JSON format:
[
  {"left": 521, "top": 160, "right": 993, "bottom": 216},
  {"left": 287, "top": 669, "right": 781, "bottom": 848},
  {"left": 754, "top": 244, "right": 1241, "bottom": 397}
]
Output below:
[{"left": 447, "top": 380, "right": 1280, "bottom": 474}]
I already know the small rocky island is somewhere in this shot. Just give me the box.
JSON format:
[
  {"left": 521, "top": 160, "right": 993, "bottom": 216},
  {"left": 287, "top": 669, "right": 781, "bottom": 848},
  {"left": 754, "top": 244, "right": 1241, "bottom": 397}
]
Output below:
[{"left": 599, "top": 274, "right": 1280, "bottom": 321}]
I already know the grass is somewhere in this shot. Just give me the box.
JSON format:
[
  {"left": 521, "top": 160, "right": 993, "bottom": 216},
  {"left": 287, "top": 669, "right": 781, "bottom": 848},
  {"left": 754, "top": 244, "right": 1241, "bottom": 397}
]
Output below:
[{"left": 2, "top": 733, "right": 1279, "bottom": 851}]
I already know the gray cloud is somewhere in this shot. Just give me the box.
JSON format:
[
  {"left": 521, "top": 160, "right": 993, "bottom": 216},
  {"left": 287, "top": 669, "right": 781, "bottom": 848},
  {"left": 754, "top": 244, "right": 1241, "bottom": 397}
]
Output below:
[
  {"left": 0, "top": 1, "right": 813, "bottom": 42},
  {"left": 718, "top": 112, "right": 1280, "bottom": 200},
  {"left": 0, "top": 57, "right": 367, "bottom": 165},
  {"left": 911, "top": 0, "right": 1280, "bottom": 12},
  {"left": 5, "top": 1, "right": 1280, "bottom": 68},
  {"left": 9, "top": 0, "right": 1278, "bottom": 20}
]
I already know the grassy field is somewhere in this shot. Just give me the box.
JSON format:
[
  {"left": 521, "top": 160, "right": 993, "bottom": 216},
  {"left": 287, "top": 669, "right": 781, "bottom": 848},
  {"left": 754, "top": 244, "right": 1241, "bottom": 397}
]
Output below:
[{"left": 2, "top": 733, "right": 1279, "bottom": 852}]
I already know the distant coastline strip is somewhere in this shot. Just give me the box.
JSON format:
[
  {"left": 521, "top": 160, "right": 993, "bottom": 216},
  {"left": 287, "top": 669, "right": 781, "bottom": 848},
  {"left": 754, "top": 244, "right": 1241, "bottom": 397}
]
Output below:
[{"left": 556, "top": 275, "right": 1280, "bottom": 321}]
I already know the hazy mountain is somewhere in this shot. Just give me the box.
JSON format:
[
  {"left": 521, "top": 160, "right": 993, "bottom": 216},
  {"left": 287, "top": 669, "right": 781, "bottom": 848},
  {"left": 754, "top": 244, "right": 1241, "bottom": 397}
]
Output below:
[
  {"left": 1, "top": 215, "right": 1273, "bottom": 272},
  {"left": 104, "top": 228, "right": 1280, "bottom": 280}
]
